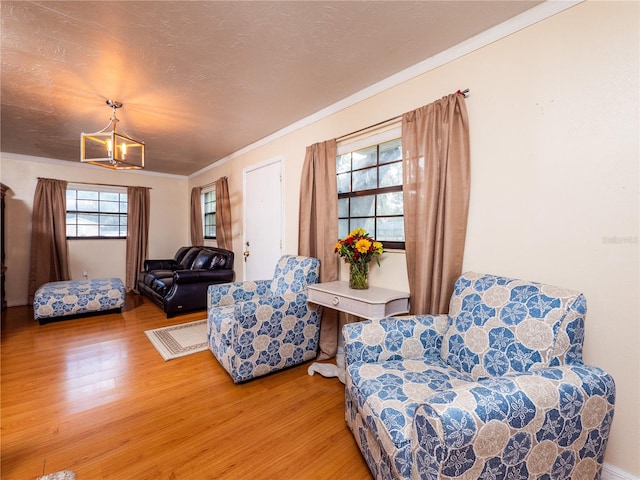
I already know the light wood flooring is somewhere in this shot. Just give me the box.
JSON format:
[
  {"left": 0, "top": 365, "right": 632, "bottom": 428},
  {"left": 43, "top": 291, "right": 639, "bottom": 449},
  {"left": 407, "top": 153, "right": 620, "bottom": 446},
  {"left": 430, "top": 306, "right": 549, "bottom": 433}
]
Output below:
[{"left": 1, "top": 295, "right": 372, "bottom": 480}]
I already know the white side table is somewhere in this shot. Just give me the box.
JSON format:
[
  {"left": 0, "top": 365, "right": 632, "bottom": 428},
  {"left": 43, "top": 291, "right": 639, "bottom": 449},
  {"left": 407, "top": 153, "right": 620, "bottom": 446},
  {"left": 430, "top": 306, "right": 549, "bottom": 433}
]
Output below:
[{"left": 307, "top": 281, "right": 410, "bottom": 383}]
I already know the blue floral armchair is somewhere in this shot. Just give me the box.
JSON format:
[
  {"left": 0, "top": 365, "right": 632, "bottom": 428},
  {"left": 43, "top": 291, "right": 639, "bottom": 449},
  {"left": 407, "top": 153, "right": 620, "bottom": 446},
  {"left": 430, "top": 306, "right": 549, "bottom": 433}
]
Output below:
[
  {"left": 343, "top": 272, "right": 615, "bottom": 480},
  {"left": 207, "top": 255, "right": 322, "bottom": 383}
]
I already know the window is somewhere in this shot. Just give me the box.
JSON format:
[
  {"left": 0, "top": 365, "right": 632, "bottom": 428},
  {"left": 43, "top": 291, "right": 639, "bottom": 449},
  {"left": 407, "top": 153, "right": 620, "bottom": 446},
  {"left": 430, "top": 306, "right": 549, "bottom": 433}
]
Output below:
[
  {"left": 203, "top": 188, "right": 216, "bottom": 239},
  {"left": 337, "top": 137, "right": 404, "bottom": 249},
  {"left": 66, "top": 185, "right": 127, "bottom": 238}
]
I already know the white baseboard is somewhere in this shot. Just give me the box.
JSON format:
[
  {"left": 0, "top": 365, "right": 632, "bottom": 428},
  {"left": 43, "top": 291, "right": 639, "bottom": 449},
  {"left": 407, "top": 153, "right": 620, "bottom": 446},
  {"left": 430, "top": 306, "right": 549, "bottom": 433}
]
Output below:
[{"left": 603, "top": 463, "right": 638, "bottom": 480}]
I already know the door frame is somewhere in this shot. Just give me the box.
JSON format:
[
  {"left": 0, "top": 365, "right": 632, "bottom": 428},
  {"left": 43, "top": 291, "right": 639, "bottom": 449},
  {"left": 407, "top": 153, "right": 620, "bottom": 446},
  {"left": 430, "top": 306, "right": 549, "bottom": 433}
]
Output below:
[{"left": 242, "top": 156, "right": 285, "bottom": 280}]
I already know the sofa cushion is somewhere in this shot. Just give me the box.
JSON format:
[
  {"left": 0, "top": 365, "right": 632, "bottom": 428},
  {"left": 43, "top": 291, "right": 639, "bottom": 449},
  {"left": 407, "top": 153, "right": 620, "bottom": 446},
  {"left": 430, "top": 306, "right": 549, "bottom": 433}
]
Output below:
[
  {"left": 173, "top": 246, "right": 193, "bottom": 263},
  {"left": 150, "top": 276, "right": 174, "bottom": 297},
  {"left": 142, "top": 270, "right": 173, "bottom": 287},
  {"left": 192, "top": 250, "right": 215, "bottom": 270},
  {"left": 210, "top": 253, "right": 230, "bottom": 269},
  {"left": 179, "top": 247, "right": 201, "bottom": 269},
  {"left": 442, "top": 272, "right": 585, "bottom": 381}
]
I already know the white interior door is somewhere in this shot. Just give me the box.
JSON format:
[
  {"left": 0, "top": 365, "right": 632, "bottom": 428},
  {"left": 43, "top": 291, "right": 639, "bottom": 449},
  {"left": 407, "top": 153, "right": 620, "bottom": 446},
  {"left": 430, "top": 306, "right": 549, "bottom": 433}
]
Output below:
[{"left": 243, "top": 158, "right": 283, "bottom": 281}]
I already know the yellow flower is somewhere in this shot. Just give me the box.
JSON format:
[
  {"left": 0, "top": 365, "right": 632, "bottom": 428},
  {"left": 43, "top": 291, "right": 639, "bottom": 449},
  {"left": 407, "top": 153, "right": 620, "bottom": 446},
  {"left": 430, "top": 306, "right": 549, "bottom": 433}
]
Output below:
[
  {"left": 355, "top": 238, "right": 371, "bottom": 253},
  {"left": 373, "top": 241, "right": 383, "bottom": 254},
  {"left": 350, "top": 228, "right": 366, "bottom": 237}
]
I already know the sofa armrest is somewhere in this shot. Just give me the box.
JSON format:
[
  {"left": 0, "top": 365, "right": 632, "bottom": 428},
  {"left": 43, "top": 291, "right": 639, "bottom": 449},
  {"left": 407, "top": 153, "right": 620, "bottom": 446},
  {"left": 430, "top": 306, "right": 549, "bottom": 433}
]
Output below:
[
  {"left": 343, "top": 314, "right": 450, "bottom": 365},
  {"left": 208, "top": 280, "right": 272, "bottom": 308},
  {"left": 174, "top": 269, "right": 234, "bottom": 285},
  {"left": 411, "top": 365, "right": 616, "bottom": 478},
  {"left": 143, "top": 259, "right": 178, "bottom": 271}
]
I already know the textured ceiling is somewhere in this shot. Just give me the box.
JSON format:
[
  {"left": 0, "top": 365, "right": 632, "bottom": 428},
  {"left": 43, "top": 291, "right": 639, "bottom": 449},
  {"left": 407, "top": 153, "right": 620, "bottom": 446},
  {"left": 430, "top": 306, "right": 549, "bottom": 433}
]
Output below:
[{"left": 1, "top": 1, "right": 542, "bottom": 176}]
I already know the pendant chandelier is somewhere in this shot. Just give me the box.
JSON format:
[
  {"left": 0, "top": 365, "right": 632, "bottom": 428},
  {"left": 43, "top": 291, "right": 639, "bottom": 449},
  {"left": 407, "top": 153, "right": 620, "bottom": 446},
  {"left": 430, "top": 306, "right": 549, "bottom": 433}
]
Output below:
[{"left": 81, "top": 99, "right": 145, "bottom": 170}]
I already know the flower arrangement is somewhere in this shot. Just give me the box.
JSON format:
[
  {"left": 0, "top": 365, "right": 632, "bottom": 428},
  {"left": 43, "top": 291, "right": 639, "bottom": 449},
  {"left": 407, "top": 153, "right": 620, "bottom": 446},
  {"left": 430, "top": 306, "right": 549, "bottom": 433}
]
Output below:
[{"left": 334, "top": 228, "right": 384, "bottom": 289}]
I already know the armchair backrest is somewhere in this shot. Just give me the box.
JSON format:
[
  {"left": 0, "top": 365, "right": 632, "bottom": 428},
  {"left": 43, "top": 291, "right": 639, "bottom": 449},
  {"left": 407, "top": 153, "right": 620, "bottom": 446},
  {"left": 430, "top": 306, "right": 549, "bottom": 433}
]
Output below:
[
  {"left": 441, "top": 272, "right": 586, "bottom": 380},
  {"left": 269, "top": 255, "right": 320, "bottom": 296}
]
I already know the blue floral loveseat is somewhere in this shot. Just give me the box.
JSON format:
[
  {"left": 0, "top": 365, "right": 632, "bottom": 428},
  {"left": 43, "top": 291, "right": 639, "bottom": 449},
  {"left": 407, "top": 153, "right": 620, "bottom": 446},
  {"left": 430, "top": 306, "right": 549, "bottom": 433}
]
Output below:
[
  {"left": 207, "top": 255, "right": 322, "bottom": 383},
  {"left": 343, "top": 271, "right": 615, "bottom": 480}
]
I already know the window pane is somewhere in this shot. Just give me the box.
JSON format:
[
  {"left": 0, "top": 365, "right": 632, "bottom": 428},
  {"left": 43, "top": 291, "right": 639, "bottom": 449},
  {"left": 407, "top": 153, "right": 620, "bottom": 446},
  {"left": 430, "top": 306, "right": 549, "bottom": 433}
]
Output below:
[
  {"left": 338, "top": 198, "right": 349, "bottom": 218},
  {"left": 101, "top": 226, "right": 120, "bottom": 237},
  {"left": 352, "top": 168, "right": 377, "bottom": 192},
  {"left": 377, "top": 217, "right": 405, "bottom": 242},
  {"left": 77, "top": 190, "right": 98, "bottom": 200},
  {"left": 100, "top": 200, "right": 119, "bottom": 213},
  {"left": 119, "top": 201, "right": 127, "bottom": 213},
  {"left": 338, "top": 219, "right": 349, "bottom": 239},
  {"left": 66, "top": 224, "right": 76, "bottom": 237},
  {"left": 337, "top": 172, "right": 351, "bottom": 194},
  {"left": 100, "top": 192, "right": 119, "bottom": 202},
  {"left": 204, "top": 201, "right": 216, "bottom": 214},
  {"left": 351, "top": 217, "right": 374, "bottom": 234},
  {"left": 66, "top": 190, "right": 77, "bottom": 210},
  {"left": 78, "top": 224, "right": 99, "bottom": 237},
  {"left": 77, "top": 199, "right": 98, "bottom": 212},
  {"left": 101, "top": 214, "right": 120, "bottom": 226},
  {"left": 377, "top": 192, "right": 403, "bottom": 216},
  {"left": 336, "top": 153, "right": 351, "bottom": 174},
  {"left": 379, "top": 139, "right": 402, "bottom": 164},
  {"left": 350, "top": 195, "right": 375, "bottom": 217},
  {"left": 379, "top": 162, "right": 402, "bottom": 187},
  {"left": 352, "top": 146, "right": 376, "bottom": 170}
]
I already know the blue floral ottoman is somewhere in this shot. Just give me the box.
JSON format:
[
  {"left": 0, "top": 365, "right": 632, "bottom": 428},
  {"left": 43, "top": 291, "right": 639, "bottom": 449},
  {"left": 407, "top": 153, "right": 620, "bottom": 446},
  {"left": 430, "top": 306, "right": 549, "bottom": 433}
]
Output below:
[{"left": 34, "top": 278, "right": 125, "bottom": 324}]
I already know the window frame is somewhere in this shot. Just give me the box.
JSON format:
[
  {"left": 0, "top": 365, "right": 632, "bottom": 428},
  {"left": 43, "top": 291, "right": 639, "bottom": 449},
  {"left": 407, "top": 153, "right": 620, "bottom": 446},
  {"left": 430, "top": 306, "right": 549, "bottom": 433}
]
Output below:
[
  {"left": 65, "top": 184, "right": 128, "bottom": 240},
  {"left": 203, "top": 186, "right": 217, "bottom": 240},
  {"left": 337, "top": 126, "right": 405, "bottom": 250}
]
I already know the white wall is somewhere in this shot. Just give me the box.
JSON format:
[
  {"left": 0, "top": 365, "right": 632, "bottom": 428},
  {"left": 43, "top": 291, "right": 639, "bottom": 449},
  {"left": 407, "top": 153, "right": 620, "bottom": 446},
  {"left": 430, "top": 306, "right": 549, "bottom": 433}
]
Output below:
[
  {"left": 188, "top": 2, "right": 638, "bottom": 476},
  {"left": 0, "top": 153, "right": 190, "bottom": 306}
]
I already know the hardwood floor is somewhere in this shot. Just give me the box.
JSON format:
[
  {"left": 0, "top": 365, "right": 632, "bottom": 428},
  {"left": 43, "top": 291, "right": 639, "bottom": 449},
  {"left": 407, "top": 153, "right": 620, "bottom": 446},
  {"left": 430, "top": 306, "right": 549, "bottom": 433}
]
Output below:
[{"left": 1, "top": 295, "right": 372, "bottom": 480}]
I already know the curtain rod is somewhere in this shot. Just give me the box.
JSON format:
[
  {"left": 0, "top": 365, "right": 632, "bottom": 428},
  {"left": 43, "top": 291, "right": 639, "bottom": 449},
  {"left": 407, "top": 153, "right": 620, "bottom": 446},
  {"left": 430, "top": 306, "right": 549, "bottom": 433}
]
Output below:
[
  {"left": 55, "top": 179, "right": 152, "bottom": 190},
  {"left": 336, "top": 88, "right": 469, "bottom": 142},
  {"left": 198, "top": 176, "right": 228, "bottom": 190}
]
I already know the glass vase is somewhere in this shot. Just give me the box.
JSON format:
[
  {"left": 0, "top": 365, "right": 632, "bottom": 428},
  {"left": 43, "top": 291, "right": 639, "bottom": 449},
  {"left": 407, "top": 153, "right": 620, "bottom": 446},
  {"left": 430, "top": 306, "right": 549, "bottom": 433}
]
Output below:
[{"left": 349, "top": 262, "right": 369, "bottom": 289}]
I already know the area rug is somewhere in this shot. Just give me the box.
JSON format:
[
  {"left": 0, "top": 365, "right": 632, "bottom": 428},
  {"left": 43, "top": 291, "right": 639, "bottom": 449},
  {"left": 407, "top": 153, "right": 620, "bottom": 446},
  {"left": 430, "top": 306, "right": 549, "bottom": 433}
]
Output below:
[
  {"left": 145, "top": 319, "right": 208, "bottom": 361},
  {"left": 37, "top": 471, "right": 75, "bottom": 480}
]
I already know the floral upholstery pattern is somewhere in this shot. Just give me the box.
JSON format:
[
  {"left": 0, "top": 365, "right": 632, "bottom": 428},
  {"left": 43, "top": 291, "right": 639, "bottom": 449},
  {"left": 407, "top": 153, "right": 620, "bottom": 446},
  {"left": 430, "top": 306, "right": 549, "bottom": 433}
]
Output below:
[
  {"left": 207, "top": 255, "right": 322, "bottom": 383},
  {"left": 33, "top": 278, "right": 125, "bottom": 323},
  {"left": 343, "top": 272, "right": 615, "bottom": 480}
]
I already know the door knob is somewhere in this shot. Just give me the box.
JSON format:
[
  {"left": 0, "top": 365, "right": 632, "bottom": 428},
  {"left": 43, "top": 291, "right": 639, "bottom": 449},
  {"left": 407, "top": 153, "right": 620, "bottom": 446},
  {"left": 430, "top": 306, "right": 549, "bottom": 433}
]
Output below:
[{"left": 243, "top": 250, "right": 250, "bottom": 262}]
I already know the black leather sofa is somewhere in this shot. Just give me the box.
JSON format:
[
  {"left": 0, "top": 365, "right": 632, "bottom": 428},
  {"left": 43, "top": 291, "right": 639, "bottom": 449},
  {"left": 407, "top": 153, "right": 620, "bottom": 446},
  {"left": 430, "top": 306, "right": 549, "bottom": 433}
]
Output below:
[{"left": 137, "top": 246, "right": 234, "bottom": 317}]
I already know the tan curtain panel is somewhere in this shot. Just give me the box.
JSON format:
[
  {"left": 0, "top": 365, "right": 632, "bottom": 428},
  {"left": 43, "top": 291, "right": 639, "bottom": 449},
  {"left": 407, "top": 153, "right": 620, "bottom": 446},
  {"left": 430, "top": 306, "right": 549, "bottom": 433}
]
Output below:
[
  {"left": 190, "top": 186, "right": 203, "bottom": 246},
  {"left": 402, "top": 93, "right": 470, "bottom": 314},
  {"left": 298, "top": 139, "right": 339, "bottom": 360},
  {"left": 28, "top": 178, "right": 70, "bottom": 304},
  {"left": 215, "top": 177, "right": 233, "bottom": 251},
  {"left": 125, "top": 186, "right": 150, "bottom": 293}
]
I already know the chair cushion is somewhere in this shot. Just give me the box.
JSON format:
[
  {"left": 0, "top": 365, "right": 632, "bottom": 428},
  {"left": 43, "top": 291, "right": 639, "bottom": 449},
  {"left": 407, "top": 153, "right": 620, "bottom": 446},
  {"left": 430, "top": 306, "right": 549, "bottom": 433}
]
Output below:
[
  {"left": 347, "top": 358, "right": 473, "bottom": 450},
  {"left": 269, "top": 255, "right": 320, "bottom": 296},
  {"left": 442, "top": 272, "right": 586, "bottom": 381}
]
